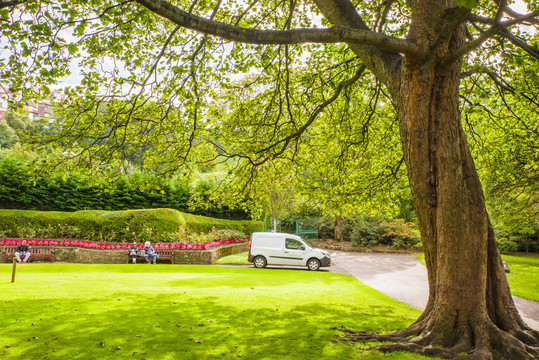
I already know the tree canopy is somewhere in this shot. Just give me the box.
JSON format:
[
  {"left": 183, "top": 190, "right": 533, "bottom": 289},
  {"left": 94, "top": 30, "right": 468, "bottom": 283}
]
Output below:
[{"left": 2, "top": 0, "right": 539, "bottom": 358}]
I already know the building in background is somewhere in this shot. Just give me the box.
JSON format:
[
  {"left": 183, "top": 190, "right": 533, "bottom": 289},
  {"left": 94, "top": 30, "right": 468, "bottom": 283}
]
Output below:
[{"left": 0, "top": 84, "right": 62, "bottom": 122}]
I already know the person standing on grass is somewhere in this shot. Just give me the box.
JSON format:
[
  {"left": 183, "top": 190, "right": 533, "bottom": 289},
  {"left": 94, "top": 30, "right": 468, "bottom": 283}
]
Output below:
[
  {"left": 128, "top": 242, "right": 140, "bottom": 263},
  {"left": 143, "top": 241, "right": 157, "bottom": 264},
  {"left": 15, "top": 240, "right": 31, "bottom": 263}
]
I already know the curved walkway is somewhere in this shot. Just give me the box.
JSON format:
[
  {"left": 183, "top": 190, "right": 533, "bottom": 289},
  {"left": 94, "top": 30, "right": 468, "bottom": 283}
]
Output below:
[{"left": 327, "top": 251, "right": 539, "bottom": 331}]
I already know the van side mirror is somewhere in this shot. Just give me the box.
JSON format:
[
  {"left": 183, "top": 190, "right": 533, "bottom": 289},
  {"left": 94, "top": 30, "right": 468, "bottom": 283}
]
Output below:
[{"left": 300, "top": 245, "right": 305, "bottom": 250}]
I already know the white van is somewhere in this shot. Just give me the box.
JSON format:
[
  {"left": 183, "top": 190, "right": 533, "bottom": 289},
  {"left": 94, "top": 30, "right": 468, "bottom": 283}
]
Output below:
[{"left": 247, "top": 232, "right": 331, "bottom": 271}]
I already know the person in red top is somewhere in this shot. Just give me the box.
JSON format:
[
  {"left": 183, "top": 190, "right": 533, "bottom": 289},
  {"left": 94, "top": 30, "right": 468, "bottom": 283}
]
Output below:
[{"left": 16, "top": 240, "right": 31, "bottom": 263}]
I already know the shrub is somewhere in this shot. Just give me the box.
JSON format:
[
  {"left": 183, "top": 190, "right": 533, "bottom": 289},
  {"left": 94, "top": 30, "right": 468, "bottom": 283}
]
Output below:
[
  {"left": 380, "top": 219, "right": 421, "bottom": 248},
  {"left": 349, "top": 215, "right": 386, "bottom": 247},
  {"left": 318, "top": 216, "right": 334, "bottom": 239},
  {"left": 497, "top": 238, "right": 519, "bottom": 254},
  {"left": 319, "top": 214, "right": 421, "bottom": 249}
]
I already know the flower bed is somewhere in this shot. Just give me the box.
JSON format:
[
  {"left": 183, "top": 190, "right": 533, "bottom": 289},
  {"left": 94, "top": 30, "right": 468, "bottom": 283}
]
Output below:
[{"left": 2, "top": 237, "right": 246, "bottom": 251}]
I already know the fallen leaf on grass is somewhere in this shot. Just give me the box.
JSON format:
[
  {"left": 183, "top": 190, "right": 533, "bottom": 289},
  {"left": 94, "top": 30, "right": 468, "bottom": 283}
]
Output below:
[
  {"left": 136, "top": 335, "right": 142, "bottom": 337},
  {"left": 4, "top": 345, "right": 10, "bottom": 348},
  {"left": 194, "top": 340, "right": 203, "bottom": 343}
]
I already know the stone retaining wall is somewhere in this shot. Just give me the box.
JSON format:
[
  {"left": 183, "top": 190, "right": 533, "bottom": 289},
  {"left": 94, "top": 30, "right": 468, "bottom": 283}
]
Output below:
[{"left": 2, "top": 243, "right": 248, "bottom": 265}]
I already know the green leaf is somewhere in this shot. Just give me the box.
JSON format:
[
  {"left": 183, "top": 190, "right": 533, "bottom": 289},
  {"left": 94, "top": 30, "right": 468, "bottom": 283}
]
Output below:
[
  {"left": 68, "top": 43, "right": 78, "bottom": 55},
  {"left": 457, "top": 0, "right": 478, "bottom": 9}
]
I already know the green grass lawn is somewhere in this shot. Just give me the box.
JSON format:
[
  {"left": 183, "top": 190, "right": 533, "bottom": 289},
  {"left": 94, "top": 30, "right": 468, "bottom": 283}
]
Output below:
[
  {"left": 414, "top": 253, "right": 539, "bottom": 302},
  {"left": 215, "top": 251, "right": 250, "bottom": 264},
  {"left": 0, "top": 264, "right": 434, "bottom": 360},
  {"left": 502, "top": 254, "right": 539, "bottom": 302}
]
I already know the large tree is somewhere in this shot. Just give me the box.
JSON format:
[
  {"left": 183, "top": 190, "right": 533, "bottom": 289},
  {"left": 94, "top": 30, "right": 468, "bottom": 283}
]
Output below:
[{"left": 2, "top": 0, "right": 539, "bottom": 358}]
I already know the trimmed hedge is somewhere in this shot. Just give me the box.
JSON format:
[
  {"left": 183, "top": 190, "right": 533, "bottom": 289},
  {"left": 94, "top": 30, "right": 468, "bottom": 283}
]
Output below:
[
  {"left": 0, "top": 208, "right": 262, "bottom": 242},
  {"left": 0, "top": 153, "right": 249, "bottom": 219}
]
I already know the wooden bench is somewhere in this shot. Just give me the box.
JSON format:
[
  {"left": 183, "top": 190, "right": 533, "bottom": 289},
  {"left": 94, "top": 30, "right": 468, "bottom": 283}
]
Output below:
[
  {"left": 127, "top": 248, "right": 174, "bottom": 264},
  {"left": 2, "top": 245, "right": 55, "bottom": 263}
]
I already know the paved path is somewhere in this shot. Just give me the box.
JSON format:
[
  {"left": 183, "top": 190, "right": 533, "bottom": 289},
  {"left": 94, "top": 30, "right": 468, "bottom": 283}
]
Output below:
[{"left": 327, "top": 251, "right": 539, "bottom": 331}]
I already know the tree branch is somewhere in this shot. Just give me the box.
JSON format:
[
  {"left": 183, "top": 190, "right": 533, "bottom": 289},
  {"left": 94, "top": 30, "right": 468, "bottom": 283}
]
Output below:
[
  {"left": 0, "top": 0, "right": 23, "bottom": 10},
  {"left": 375, "top": 0, "right": 396, "bottom": 33},
  {"left": 441, "top": 9, "right": 539, "bottom": 68},
  {"left": 254, "top": 64, "right": 367, "bottom": 160},
  {"left": 493, "top": 0, "right": 539, "bottom": 25},
  {"left": 135, "top": 0, "right": 420, "bottom": 55}
]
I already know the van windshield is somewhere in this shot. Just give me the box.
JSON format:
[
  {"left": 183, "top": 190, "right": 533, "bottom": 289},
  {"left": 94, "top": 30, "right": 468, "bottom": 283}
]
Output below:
[{"left": 302, "top": 239, "right": 313, "bottom": 248}]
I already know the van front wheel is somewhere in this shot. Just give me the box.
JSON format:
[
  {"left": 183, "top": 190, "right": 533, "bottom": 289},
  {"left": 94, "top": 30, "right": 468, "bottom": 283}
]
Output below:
[
  {"left": 253, "top": 256, "right": 267, "bottom": 268},
  {"left": 307, "top": 258, "right": 320, "bottom": 271}
]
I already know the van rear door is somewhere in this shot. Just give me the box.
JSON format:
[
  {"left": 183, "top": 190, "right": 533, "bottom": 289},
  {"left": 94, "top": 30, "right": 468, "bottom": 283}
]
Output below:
[{"left": 254, "top": 235, "right": 284, "bottom": 265}]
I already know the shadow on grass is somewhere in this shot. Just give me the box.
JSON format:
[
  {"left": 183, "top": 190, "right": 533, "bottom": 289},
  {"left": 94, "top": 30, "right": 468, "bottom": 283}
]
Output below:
[{"left": 0, "top": 292, "right": 414, "bottom": 360}]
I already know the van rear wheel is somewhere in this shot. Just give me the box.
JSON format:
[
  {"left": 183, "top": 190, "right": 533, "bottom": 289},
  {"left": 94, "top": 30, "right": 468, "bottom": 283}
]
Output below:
[
  {"left": 307, "top": 258, "right": 320, "bottom": 271},
  {"left": 253, "top": 256, "right": 267, "bottom": 268}
]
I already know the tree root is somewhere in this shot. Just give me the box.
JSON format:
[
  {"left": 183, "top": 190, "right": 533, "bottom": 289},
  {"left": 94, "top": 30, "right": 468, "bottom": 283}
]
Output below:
[{"left": 334, "top": 319, "right": 539, "bottom": 360}]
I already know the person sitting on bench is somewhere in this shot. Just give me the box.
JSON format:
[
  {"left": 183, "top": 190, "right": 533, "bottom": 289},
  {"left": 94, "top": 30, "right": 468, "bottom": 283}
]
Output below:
[
  {"left": 128, "top": 242, "right": 140, "bottom": 263},
  {"left": 143, "top": 241, "right": 157, "bottom": 264},
  {"left": 16, "top": 240, "right": 31, "bottom": 264}
]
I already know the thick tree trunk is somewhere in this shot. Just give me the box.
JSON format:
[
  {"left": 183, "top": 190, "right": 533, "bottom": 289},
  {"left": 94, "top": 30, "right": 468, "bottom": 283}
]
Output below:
[
  {"left": 340, "top": 16, "right": 538, "bottom": 360},
  {"left": 343, "top": 23, "right": 539, "bottom": 360},
  {"left": 393, "top": 55, "right": 538, "bottom": 360}
]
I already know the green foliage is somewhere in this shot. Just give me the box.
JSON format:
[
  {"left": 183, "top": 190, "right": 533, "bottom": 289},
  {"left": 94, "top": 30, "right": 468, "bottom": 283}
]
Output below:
[
  {"left": 462, "top": 45, "right": 539, "bottom": 249},
  {"left": 318, "top": 216, "right": 335, "bottom": 239},
  {"left": 456, "top": 0, "right": 478, "bottom": 9},
  {"left": 349, "top": 216, "right": 387, "bottom": 247},
  {"left": 496, "top": 230, "right": 539, "bottom": 254},
  {"left": 0, "top": 208, "right": 262, "bottom": 242}
]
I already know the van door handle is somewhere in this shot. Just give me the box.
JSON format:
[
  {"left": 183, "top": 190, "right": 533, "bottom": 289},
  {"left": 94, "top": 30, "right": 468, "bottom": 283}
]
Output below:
[{"left": 284, "top": 251, "right": 289, "bottom": 253}]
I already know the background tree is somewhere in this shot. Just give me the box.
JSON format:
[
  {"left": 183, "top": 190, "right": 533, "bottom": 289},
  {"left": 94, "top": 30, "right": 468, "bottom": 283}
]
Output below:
[
  {"left": 0, "top": 121, "right": 18, "bottom": 148},
  {"left": 2, "top": 0, "right": 539, "bottom": 358}
]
